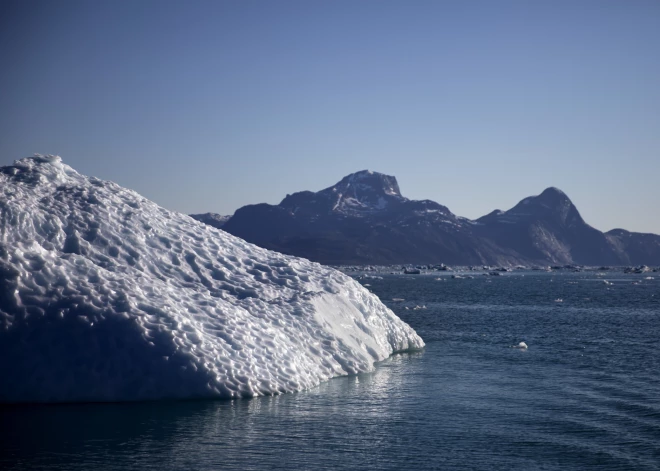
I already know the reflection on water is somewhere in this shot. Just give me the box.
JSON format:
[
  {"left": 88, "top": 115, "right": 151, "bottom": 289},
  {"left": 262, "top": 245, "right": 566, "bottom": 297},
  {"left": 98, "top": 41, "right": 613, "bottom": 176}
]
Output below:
[
  {"left": 2, "top": 271, "right": 660, "bottom": 470},
  {"left": 1, "top": 351, "right": 427, "bottom": 471}
]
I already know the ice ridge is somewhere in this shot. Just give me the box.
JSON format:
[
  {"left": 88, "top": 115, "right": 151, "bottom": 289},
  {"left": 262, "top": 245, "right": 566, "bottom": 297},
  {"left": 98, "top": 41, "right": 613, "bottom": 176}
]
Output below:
[{"left": 0, "top": 155, "right": 424, "bottom": 403}]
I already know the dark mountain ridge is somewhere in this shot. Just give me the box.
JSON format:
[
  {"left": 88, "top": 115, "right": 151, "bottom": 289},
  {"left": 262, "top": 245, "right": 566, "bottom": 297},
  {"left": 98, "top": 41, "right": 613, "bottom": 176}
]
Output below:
[
  {"left": 195, "top": 171, "right": 660, "bottom": 266},
  {"left": 473, "top": 187, "right": 622, "bottom": 265}
]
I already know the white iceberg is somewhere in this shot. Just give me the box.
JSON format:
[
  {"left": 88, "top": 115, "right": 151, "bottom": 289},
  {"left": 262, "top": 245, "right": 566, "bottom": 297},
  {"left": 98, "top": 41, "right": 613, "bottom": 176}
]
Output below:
[{"left": 0, "top": 156, "right": 424, "bottom": 403}]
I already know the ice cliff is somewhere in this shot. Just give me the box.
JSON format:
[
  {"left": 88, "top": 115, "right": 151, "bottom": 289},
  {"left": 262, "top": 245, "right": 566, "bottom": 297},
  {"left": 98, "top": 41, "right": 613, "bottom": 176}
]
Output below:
[{"left": 0, "top": 155, "right": 424, "bottom": 403}]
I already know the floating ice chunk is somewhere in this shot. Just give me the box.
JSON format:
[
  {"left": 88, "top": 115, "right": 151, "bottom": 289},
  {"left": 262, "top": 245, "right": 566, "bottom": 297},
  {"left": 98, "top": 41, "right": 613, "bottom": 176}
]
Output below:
[
  {"left": 513, "top": 342, "right": 528, "bottom": 349},
  {"left": 0, "top": 156, "right": 424, "bottom": 403}
]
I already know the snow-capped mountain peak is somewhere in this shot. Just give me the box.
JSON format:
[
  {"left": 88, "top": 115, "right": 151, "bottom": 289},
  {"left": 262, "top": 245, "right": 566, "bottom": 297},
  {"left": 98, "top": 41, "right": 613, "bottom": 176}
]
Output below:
[
  {"left": 205, "top": 171, "right": 660, "bottom": 266},
  {"left": 319, "top": 170, "right": 405, "bottom": 215},
  {"left": 331, "top": 169, "right": 402, "bottom": 197}
]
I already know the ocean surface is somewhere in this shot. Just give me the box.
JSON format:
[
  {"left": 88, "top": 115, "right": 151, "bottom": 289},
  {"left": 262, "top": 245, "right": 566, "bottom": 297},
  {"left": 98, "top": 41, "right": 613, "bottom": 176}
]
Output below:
[{"left": 2, "top": 270, "right": 659, "bottom": 470}]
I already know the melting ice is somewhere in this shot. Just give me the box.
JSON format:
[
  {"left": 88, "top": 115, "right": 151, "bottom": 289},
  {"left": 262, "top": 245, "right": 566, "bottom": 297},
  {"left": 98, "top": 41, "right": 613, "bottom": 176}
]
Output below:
[{"left": 0, "top": 155, "right": 424, "bottom": 403}]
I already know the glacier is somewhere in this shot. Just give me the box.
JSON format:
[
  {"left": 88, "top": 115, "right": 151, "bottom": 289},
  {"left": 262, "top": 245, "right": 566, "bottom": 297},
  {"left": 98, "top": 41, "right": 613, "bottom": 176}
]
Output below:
[{"left": 0, "top": 155, "right": 424, "bottom": 403}]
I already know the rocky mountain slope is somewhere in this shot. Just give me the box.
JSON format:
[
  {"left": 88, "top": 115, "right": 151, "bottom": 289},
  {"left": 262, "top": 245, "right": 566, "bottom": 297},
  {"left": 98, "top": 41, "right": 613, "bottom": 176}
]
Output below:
[{"left": 202, "top": 171, "right": 660, "bottom": 266}]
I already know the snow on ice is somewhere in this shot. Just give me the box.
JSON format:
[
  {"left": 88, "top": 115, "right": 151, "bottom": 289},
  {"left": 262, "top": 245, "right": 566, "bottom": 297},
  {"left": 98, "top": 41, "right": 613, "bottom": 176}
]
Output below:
[{"left": 0, "top": 155, "right": 424, "bottom": 403}]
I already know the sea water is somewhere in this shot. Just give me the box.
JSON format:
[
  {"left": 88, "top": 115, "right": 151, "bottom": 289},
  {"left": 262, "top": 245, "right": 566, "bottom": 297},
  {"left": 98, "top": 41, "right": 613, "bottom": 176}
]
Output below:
[{"left": 2, "top": 270, "right": 659, "bottom": 470}]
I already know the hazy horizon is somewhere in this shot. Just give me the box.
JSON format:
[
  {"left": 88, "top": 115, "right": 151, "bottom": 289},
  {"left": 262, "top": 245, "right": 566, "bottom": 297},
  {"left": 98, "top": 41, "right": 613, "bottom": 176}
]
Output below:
[{"left": 1, "top": 0, "right": 658, "bottom": 234}]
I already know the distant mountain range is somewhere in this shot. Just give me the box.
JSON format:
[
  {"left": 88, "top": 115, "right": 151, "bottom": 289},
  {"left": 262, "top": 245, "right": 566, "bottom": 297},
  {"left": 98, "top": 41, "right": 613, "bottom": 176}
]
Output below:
[{"left": 191, "top": 170, "right": 660, "bottom": 266}]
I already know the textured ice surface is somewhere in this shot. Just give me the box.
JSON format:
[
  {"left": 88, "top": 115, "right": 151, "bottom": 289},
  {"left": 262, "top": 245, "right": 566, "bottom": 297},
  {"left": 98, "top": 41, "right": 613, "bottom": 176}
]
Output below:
[{"left": 0, "top": 156, "right": 424, "bottom": 403}]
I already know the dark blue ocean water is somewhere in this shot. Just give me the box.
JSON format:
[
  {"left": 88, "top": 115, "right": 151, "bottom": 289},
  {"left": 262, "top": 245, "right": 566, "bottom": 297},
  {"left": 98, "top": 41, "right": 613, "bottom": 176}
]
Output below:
[{"left": 2, "top": 270, "right": 659, "bottom": 470}]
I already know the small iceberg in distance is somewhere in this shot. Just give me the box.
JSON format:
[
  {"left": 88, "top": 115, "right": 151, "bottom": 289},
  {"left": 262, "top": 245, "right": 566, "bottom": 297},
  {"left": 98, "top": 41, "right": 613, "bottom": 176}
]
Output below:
[
  {"left": 0, "top": 156, "right": 424, "bottom": 403},
  {"left": 513, "top": 342, "right": 528, "bottom": 349}
]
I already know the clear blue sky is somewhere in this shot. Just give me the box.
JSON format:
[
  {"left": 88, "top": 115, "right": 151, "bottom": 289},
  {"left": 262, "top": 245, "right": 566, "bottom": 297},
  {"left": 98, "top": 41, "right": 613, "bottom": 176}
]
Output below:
[{"left": 1, "top": 0, "right": 659, "bottom": 233}]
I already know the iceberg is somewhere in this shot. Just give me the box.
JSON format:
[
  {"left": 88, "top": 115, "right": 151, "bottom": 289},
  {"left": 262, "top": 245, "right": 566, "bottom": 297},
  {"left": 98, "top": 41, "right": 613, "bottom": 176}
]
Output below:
[{"left": 0, "top": 155, "right": 424, "bottom": 403}]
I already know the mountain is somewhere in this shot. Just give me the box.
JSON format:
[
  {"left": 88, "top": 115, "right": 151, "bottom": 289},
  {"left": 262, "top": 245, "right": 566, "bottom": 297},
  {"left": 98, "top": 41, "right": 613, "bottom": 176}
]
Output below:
[
  {"left": 190, "top": 212, "right": 230, "bottom": 229},
  {"left": 0, "top": 156, "right": 422, "bottom": 403},
  {"left": 209, "top": 171, "right": 660, "bottom": 266},
  {"left": 605, "top": 229, "right": 660, "bottom": 266},
  {"left": 220, "top": 170, "right": 509, "bottom": 265},
  {"left": 473, "top": 187, "right": 623, "bottom": 265}
]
